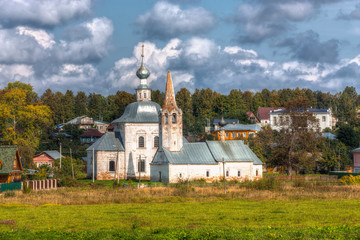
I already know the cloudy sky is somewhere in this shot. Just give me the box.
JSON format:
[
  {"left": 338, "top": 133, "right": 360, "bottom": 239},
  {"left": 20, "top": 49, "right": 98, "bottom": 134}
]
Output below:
[{"left": 0, "top": 0, "right": 360, "bottom": 96}]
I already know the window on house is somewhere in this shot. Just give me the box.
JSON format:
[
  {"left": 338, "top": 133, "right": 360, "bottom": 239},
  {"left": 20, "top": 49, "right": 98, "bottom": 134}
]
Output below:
[
  {"left": 232, "top": 132, "right": 235, "bottom": 138},
  {"left": 179, "top": 173, "right": 182, "bottom": 178},
  {"left": 279, "top": 116, "right": 284, "bottom": 124},
  {"left": 286, "top": 117, "right": 290, "bottom": 124},
  {"left": 226, "top": 133, "right": 229, "bottom": 138},
  {"left": 256, "top": 169, "right": 259, "bottom": 176},
  {"left": 238, "top": 171, "right": 241, "bottom": 177},
  {"left": 273, "top": 117, "right": 277, "bottom": 125},
  {"left": 154, "top": 136, "right": 159, "bottom": 147},
  {"left": 206, "top": 170, "right": 210, "bottom": 177},
  {"left": 159, "top": 171, "right": 162, "bottom": 182},
  {"left": 165, "top": 113, "right": 168, "bottom": 124},
  {"left": 138, "top": 136, "right": 145, "bottom": 148},
  {"left": 144, "top": 92, "right": 147, "bottom": 98},
  {"left": 139, "top": 93, "right": 141, "bottom": 98},
  {"left": 226, "top": 171, "right": 229, "bottom": 177},
  {"left": 322, "top": 116, "right": 326, "bottom": 122},
  {"left": 109, "top": 161, "right": 115, "bottom": 172},
  {"left": 172, "top": 113, "right": 176, "bottom": 123},
  {"left": 243, "top": 132, "right": 246, "bottom": 137}
]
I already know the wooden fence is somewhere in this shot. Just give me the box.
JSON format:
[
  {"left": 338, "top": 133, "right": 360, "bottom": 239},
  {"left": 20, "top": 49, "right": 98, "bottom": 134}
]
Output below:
[{"left": 24, "top": 179, "right": 57, "bottom": 191}]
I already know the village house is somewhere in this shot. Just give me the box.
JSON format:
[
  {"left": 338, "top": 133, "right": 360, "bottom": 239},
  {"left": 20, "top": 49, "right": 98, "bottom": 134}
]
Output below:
[
  {"left": 66, "top": 115, "right": 94, "bottom": 130},
  {"left": 79, "top": 129, "right": 103, "bottom": 144},
  {"left": 269, "top": 108, "right": 335, "bottom": 132},
  {"left": 257, "top": 107, "right": 285, "bottom": 126},
  {"left": 352, "top": 147, "right": 360, "bottom": 173},
  {"left": 33, "top": 150, "right": 63, "bottom": 168},
  {"left": 0, "top": 145, "right": 23, "bottom": 183},
  {"left": 210, "top": 123, "right": 261, "bottom": 140},
  {"left": 246, "top": 111, "right": 260, "bottom": 123}
]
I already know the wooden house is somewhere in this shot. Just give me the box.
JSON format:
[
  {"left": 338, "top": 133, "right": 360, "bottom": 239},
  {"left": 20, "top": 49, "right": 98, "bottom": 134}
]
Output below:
[
  {"left": 33, "top": 150, "right": 63, "bottom": 168},
  {"left": 0, "top": 145, "right": 23, "bottom": 183}
]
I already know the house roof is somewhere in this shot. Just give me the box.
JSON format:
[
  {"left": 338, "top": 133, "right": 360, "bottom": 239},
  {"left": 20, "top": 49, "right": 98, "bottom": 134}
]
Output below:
[
  {"left": 213, "top": 119, "right": 239, "bottom": 125},
  {"left": 112, "top": 101, "right": 161, "bottom": 123},
  {"left": 80, "top": 129, "right": 103, "bottom": 138},
  {"left": 152, "top": 140, "right": 263, "bottom": 165},
  {"left": 257, "top": 107, "right": 285, "bottom": 120},
  {"left": 272, "top": 108, "right": 330, "bottom": 114},
  {"left": 322, "top": 132, "right": 336, "bottom": 140},
  {"left": 34, "top": 150, "right": 64, "bottom": 160},
  {"left": 221, "top": 123, "right": 261, "bottom": 132},
  {"left": 87, "top": 132, "right": 124, "bottom": 151},
  {"left": 352, "top": 147, "right": 360, "bottom": 153},
  {"left": 0, "top": 145, "right": 22, "bottom": 174}
]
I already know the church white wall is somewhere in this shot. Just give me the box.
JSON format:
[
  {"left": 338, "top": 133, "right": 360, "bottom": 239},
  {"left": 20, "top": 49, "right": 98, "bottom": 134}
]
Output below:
[
  {"left": 151, "top": 162, "right": 262, "bottom": 183},
  {"left": 86, "top": 150, "right": 125, "bottom": 180},
  {"left": 123, "top": 123, "right": 159, "bottom": 179}
]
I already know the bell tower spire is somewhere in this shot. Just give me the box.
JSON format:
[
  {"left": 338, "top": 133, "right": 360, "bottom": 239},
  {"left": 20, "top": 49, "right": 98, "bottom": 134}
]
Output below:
[
  {"left": 160, "top": 71, "right": 183, "bottom": 152},
  {"left": 136, "top": 41, "right": 151, "bottom": 102}
]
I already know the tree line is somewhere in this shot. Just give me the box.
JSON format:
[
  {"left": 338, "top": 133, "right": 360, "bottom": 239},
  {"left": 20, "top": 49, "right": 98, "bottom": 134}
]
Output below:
[{"left": 1, "top": 81, "right": 360, "bottom": 172}]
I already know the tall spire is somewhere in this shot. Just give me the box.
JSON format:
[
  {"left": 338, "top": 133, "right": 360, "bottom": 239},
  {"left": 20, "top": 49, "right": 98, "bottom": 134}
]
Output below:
[
  {"left": 135, "top": 42, "right": 152, "bottom": 102},
  {"left": 162, "top": 71, "right": 178, "bottom": 111}
]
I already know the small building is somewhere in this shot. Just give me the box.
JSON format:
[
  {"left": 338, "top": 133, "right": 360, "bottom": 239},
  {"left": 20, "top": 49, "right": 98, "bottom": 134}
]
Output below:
[
  {"left": 352, "top": 147, "right": 360, "bottom": 173},
  {"left": 257, "top": 107, "right": 285, "bottom": 126},
  {"left": 210, "top": 123, "right": 261, "bottom": 140},
  {"left": 80, "top": 129, "right": 103, "bottom": 144},
  {"left": 246, "top": 111, "right": 260, "bottom": 123},
  {"left": 66, "top": 116, "right": 94, "bottom": 130},
  {"left": 0, "top": 145, "right": 23, "bottom": 183},
  {"left": 33, "top": 150, "right": 64, "bottom": 168},
  {"left": 94, "top": 120, "right": 109, "bottom": 133}
]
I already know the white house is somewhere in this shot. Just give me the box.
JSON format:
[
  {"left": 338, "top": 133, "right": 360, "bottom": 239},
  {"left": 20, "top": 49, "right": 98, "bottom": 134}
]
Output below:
[{"left": 269, "top": 108, "right": 335, "bottom": 132}]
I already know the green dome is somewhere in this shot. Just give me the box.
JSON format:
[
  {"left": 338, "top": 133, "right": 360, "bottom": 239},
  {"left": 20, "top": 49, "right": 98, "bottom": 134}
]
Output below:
[
  {"left": 136, "top": 63, "right": 150, "bottom": 79},
  {"left": 112, "top": 101, "right": 160, "bottom": 123}
]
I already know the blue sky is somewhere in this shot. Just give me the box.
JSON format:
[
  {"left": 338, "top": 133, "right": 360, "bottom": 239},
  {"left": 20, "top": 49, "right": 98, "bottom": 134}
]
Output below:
[{"left": 0, "top": 0, "right": 360, "bottom": 96}]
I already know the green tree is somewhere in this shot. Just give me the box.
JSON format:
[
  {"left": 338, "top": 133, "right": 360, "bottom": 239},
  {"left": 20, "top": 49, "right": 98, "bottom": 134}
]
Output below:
[
  {"left": 152, "top": 90, "right": 164, "bottom": 106},
  {"left": 176, "top": 88, "right": 194, "bottom": 135},
  {"left": 74, "top": 91, "right": 88, "bottom": 116},
  {"left": 113, "top": 91, "right": 135, "bottom": 119}
]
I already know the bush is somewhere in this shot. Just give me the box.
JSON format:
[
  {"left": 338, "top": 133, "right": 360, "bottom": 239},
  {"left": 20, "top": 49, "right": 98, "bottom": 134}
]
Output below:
[
  {"left": 339, "top": 175, "right": 360, "bottom": 185},
  {"left": 3, "top": 191, "right": 15, "bottom": 198},
  {"left": 22, "top": 182, "right": 31, "bottom": 194},
  {"left": 243, "top": 177, "right": 283, "bottom": 191},
  {"left": 57, "top": 176, "right": 79, "bottom": 187},
  {"left": 172, "top": 179, "right": 195, "bottom": 196}
]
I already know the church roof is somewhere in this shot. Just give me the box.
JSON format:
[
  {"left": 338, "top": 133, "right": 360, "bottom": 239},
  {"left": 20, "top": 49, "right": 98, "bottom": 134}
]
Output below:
[
  {"left": 152, "top": 140, "right": 262, "bottom": 165},
  {"left": 206, "top": 141, "right": 262, "bottom": 165},
  {"left": 112, "top": 101, "right": 161, "bottom": 123},
  {"left": 87, "top": 132, "right": 124, "bottom": 151}
]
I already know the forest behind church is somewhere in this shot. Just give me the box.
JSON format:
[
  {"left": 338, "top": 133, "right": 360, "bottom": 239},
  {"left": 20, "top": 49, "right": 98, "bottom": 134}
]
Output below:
[{"left": 1, "top": 81, "right": 360, "bottom": 172}]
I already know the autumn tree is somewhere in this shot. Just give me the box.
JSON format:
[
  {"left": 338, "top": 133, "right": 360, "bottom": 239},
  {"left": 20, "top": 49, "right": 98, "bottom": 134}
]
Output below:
[{"left": 0, "top": 83, "right": 52, "bottom": 167}]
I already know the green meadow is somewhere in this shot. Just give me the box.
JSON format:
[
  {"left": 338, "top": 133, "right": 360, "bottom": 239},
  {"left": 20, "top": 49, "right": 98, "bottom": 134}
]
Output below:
[{"left": 1, "top": 198, "right": 360, "bottom": 239}]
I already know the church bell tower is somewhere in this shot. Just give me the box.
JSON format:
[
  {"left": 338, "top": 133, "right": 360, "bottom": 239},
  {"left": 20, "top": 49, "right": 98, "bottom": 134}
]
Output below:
[
  {"left": 136, "top": 42, "right": 151, "bottom": 102},
  {"left": 161, "top": 71, "right": 183, "bottom": 152}
]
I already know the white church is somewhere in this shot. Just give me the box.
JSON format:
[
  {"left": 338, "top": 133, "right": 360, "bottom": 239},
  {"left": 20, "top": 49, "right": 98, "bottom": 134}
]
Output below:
[{"left": 86, "top": 44, "right": 263, "bottom": 183}]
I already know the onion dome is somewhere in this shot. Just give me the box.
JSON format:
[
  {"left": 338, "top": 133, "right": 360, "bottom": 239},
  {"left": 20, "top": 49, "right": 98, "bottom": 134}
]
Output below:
[
  {"left": 219, "top": 116, "right": 227, "bottom": 127},
  {"left": 136, "top": 43, "right": 150, "bottom": 79}
]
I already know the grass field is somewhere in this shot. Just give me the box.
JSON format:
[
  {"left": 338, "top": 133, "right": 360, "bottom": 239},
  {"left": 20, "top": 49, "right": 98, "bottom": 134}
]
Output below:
[{"left": 1, "top": 178, "right": 360, "bottom": 239}]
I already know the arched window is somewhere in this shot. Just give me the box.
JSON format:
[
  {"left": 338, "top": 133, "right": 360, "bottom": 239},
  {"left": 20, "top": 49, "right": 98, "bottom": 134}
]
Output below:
[
  {"left": 172, "top": 113, "right": 176, "bottom": 123},
  {"left": 139, "top": 93, "right": 141, "bottom": 99},
  {"left": 165, "top": 113, "right": 168, "bottom": 124},
  {"left": 109, "top": 161, "right": 115, "bottom": 172},
  {"left": 154, "top": 136, "right": 159, "bottom": 147},
  {"left": 144, "top": 92, "right": 147, "bottom": 98},
  {"left": 256, "top": 169, "right": 259, "bottom": 176},
  {"left": 138, "top": 136, "right": 144, "bottom": 148}
]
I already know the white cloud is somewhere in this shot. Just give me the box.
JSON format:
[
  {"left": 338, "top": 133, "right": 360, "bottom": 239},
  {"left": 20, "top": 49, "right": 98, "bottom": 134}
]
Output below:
[
  {"left": 0, "top": 0, "right": 92, "bottom": 28},
  {"left": 136, "top": 1, "right": 217, "bottom": 39},
  {"left": 17, "top": 26, "right": 55, "bottom": 49}
]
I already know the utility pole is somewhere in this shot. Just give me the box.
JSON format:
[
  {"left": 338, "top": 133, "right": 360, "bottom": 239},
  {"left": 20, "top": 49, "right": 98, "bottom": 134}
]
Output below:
[
  {"left": 70, "top": 148, "right": 74, "bottom": 179},
  {"left": 92, "top": 147, "right": 95, "bottom": 182},
  {"left": 59, "top": 143, "right": 62, "bottom": 169},
  {"left": 222, "top": 157, "right": 226, "bottom": 194}
]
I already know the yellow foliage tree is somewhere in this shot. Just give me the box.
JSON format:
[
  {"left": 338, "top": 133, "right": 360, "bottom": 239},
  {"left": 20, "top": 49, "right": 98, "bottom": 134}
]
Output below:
[{"left": 0, "top": 83, "right": 52, "bottom": 167}]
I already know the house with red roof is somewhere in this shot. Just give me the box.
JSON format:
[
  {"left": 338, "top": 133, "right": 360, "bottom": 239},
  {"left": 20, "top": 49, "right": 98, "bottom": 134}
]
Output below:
[{"left": 257, "top": 107, "right": 285, "bottom": 126}]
